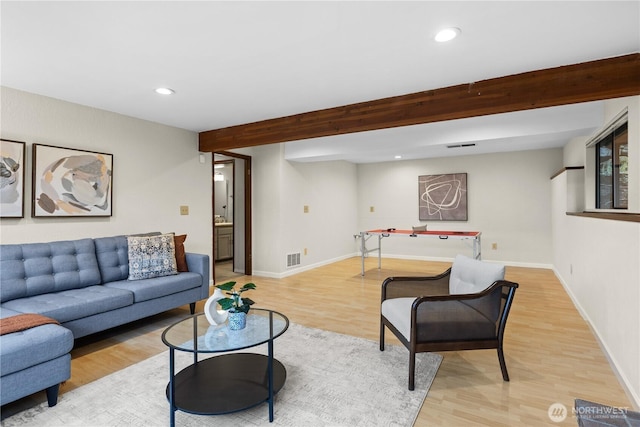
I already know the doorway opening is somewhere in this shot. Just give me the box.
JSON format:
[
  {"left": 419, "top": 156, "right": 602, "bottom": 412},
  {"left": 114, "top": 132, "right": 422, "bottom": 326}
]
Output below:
[{"left": 213, "top": 152, "right": 252, "bottom": 283}]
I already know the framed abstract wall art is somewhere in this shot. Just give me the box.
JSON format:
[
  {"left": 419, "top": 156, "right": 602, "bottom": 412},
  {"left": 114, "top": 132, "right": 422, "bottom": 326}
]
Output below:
[
  {"left": 32, "top": 144, "right": 113, "bottom": 217},
  {"left": 0, "top": 139, "right": 26, "bottom": 218},
  {"left": 418, "top": 173, "right": 468, "bottom": 221}
]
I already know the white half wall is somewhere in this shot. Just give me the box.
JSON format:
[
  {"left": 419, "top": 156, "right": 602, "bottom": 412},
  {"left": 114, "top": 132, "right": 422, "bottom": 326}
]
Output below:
[
  {"left": 553, "top": 95, "right": 640, "bottom": 408},
  {"left": 0, "top": 87, "right": 213, "bottom": 279},
  {"left": 552, "top": 173, "right": 640, "bottom": 407}
]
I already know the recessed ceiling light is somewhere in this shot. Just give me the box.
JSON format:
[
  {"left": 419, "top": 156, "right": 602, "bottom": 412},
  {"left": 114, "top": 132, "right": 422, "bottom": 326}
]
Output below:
[
  {"left": 155, "top": 87, "right": 175, "bottom": 95},
  {"left": 435, "top": 27, "right": 461, "bottom": 42},
  {"left": 394, "top": 155, "right": 402, "bottom": 159}
]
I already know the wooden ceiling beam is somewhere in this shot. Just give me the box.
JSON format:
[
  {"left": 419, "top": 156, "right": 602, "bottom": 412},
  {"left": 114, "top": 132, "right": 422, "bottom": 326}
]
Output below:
[{"left": 199, "top": 53, "right": 640, "bottom": 152}]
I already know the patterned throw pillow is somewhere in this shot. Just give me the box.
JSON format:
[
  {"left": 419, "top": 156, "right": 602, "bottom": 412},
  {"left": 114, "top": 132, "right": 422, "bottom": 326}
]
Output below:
[{"left": 127, "top": 233, "right": 178, "bottom": 280}]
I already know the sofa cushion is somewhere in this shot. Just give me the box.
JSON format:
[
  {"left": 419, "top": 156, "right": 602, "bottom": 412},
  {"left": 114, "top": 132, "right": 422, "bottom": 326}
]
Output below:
[
  {"left": 0, "top": 239, "right": 102, "bottom": 304},
  {"left": 0, "top": 307, "right": 23, "bottom": 320},
  {"left": 105, "top": 271, "right": 202, "bottom": 303},
  {"left": 1, "top": 285, "right": 134, "bottom": 323},
  {"left": 127, "top": 233, "right": 178, "bottom": 280},
  {"left": 0, "top": 322, "right": 73, "bottom": 377},
  {"left": 449, "top": 254, "right": 505, "bottom": 295},
  {"left": 0, "top": 313, "right": 59, "bottom": 335},
  {"left": 94, "top": 235, "right": 130, "bottom": 283}
]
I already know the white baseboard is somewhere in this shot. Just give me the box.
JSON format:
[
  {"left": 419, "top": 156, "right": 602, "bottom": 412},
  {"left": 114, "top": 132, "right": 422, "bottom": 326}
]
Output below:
[
  {"left": 253, "top": 253, "right": 355, "bottom": 279},
  {"left": 361, "top": 252, "right": 553, "bottom": 270},
  {"left": 255, "top": 253, "right": 554, "bottom": 279}
]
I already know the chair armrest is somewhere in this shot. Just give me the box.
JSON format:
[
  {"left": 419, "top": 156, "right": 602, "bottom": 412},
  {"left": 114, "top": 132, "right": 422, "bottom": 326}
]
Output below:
[
  {"left": 412, "top": 280, "right": 518, "bottom": 304},
  {"left": 381, "top": 268, "right": 452, "bottom": 301}
]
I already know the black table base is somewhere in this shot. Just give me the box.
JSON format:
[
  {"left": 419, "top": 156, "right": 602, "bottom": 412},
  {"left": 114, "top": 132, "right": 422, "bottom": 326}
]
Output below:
[{"left": 166, "top": 353, "right": 286, "bottom": 416}]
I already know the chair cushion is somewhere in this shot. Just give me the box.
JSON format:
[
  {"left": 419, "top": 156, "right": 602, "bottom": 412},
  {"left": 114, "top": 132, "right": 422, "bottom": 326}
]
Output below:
[
  {"left": 381, "top": 297, "right": 416, "bottom": 341},
  {"left": 449, "top": 254, "right": 505, "bottom": 294},
  {"left": 382, "top": 295, "right": 501, "bottom": 343}
]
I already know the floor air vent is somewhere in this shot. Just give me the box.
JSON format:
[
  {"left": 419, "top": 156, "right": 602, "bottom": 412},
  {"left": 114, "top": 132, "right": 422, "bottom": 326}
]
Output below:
[{"left": 286, "top": 252, "right": 301, "bottom": 268}]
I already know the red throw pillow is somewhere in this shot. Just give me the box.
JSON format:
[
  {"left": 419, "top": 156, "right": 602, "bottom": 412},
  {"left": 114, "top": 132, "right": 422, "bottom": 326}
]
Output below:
[{"left": 174, "top": 234, "right": 188, "bottom": 272}]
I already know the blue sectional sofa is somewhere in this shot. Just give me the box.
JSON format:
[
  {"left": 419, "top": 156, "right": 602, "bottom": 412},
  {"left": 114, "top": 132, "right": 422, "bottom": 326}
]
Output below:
[{"left": 0, "top": 233, "right": 210, "bottom": 407}]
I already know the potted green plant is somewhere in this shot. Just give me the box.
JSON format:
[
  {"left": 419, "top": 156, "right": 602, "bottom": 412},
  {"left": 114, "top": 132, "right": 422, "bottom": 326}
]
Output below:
[{"left": 215, "top": 281, "right": 256, "bottom": 330}]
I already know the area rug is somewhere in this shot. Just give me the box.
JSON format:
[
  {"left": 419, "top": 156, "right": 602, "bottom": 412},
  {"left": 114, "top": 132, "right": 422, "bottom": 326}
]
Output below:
[{"left": 2, "top": 323, "right": 442, "bottom": 427}]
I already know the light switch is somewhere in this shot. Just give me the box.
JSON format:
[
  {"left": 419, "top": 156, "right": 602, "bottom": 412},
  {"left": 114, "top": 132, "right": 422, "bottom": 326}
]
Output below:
[
  {"left": 304, "top": 205, "right": 309, "bottom": 213},
  {"left": 180, "top": 206, "right": 189, "bottom": 215}
]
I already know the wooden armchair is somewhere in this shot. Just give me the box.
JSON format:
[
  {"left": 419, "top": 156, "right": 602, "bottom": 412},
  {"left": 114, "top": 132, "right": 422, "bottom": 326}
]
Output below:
[{"left": 380, "top": 255, "right": 519, "bottom": 390}]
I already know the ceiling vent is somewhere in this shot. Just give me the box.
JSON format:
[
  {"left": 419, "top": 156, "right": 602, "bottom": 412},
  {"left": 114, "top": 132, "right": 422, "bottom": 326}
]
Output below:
[{"left": 446, "top": 143, "right": 476, "bottom": 149}]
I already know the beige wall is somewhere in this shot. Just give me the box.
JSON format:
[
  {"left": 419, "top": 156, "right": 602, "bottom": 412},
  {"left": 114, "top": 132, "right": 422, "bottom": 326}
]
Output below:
[
  {"left": 0, "top": 87, "right": 213, "bottom": 279},
  {"left": 237, "top": 144, "right": 358, "bottom": 277},
  {"left": 356, "top": 149, "right": 562, "bottom": 266}
]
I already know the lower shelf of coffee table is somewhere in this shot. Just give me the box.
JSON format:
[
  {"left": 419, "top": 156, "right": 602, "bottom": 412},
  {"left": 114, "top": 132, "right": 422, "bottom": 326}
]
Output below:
[{"left": 166, "top": 353, "right": 286, "bottom": 415}]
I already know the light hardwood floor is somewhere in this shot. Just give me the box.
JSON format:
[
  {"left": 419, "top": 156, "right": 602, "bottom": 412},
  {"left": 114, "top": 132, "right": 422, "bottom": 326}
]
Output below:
[{"left": 2, "top": 257, "right": 635, "bottom": 425}]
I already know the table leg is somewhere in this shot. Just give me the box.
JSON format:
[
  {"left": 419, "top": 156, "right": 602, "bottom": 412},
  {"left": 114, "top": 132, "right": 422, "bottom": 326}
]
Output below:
[
  {"left": 169, "top": 349, "right": 175, "bottom": 427},
  {"left": 268, "top": 311, "right": 274, "bottom": 422},
  {"left": 360, "top": 232, "right": 366, "bottom": 276},
  {"left": 377, "top": 234, "right": 382, "bottom": 270}
]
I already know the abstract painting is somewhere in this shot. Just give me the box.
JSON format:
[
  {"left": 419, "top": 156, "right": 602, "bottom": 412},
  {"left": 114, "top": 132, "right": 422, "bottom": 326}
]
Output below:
[
  {"left": 418, "top": 173, "right": 467, "bottom": 221},
  {"left": 32, "top": 144, "right": 113, "bottom": 217},
  {"left": 0, "top": 139, "right": 26, "bottom": 218}
]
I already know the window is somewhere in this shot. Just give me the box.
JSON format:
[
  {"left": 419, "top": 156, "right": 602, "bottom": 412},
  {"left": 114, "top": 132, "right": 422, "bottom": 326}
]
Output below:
[{"left": 595, "top": 122, "right": 628, "bottom": 209}]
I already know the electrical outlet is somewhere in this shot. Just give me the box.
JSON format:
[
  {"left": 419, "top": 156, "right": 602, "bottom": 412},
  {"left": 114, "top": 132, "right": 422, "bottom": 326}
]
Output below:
[
  {"left": 370, "top": 206, "right": 375, "bottom": 212},
  {"left": 180, "top": 205, "right": 189, "bottom": 215},
  {"left": 491, "top": 242, "right": 498, "bottom": 250},
  {"left": 304, "top": 248, "right": 308, "bottom": 255},
  {"left": 304, "top": 205, "right": 309, "bottom": 213}
]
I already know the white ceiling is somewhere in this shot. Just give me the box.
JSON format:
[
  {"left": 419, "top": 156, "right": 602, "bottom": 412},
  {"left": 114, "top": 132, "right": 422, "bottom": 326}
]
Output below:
[{"left": 2, "top": 1, "right": 639, "bottom": 163}]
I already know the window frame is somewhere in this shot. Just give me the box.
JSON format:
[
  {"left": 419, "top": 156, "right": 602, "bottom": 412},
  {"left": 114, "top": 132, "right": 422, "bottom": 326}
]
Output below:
[{"left": 595, "top": 122, "right": 628, "bottom": 209}]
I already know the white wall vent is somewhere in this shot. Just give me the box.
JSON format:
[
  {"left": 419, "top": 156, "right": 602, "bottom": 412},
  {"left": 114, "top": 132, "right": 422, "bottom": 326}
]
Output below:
[{"left": 286, "top": 252, "right": 301, "bottom": 268}]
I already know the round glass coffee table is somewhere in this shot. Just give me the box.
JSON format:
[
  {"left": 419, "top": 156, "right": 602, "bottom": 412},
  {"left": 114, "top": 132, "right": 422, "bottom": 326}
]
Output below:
[{"left": 161, "top": 309, "right": 289, "bottom": 426}]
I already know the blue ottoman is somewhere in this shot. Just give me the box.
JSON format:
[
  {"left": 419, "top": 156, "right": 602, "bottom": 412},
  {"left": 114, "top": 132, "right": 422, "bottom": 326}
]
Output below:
[{"left": 0, "top": 309, "right": 74, "bottom": 406}]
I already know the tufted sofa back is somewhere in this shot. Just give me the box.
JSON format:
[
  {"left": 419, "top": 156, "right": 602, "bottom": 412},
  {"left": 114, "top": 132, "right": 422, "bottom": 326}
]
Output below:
[
  {"left": 93, "top": 236, "right": 130, "bottom": 283},
  {"left": 0, "top": 239, "right": 102, "bottom": 303}
]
